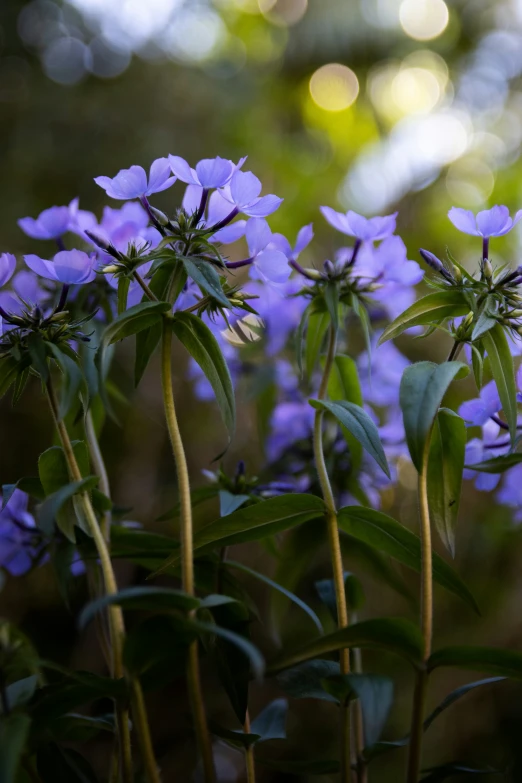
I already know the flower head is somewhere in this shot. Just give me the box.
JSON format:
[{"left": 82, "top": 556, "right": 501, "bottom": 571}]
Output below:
[
  {"left": 448, "top": 205, "right": 522, "bottom": 238},
  {"left": 219, "top": 171, "right": 283, "bottom": 218},
  {"left": 0, "top": 490, "right": 44, "bottom": 576},
  {"left": 245, "top": 218, "right": 290, "bottom": 284},
  {"left": 459, "top": 380, "right": 501, "bottom": 427},
  {"left": 95, "top": 158, "right": 176, "bottom": 200},
  {"left": 25, "top": 249, "right": 97, "bottom": 284},
  {"left": 270, "top": 224, "right": 314, "bottom": 261},
  {"left": 0, "top": 254, "right": 16, "bottom": 287},
  {"left": 18, "top": 206, "right": 72, "bottom": 240},
  {"left": 168, "top": 155, "right": 237, "bottom": 189},
  {"left": 321, "top": 206, "right": 397, "bottom": 241}
]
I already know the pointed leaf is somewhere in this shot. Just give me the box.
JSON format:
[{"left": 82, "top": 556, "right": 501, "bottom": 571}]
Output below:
[
  {"left": 379, "top": 291, "right": 469, "bottom": 345},
  {"left": 182, "top": 257, "right": 229, "bottom": 307},
  {"left": 251, "top": 698, "right": 288, "bottom": 741},
  {"left": 400, "top": 361, "right": 468, "bottom": 472},
  {"left": 219, "top": 490, "right": 250, "bottom": 517},
  {"left": 424, "top": 677, "right": 506, "bottom": 732},
  {"left": 277, "top": 660, "right": 340, "bottom": 703},
  {"left": 79, "top": 586, "right": 200, "bottom": 628},
  {"left": 483, "top": 324, "right": 517, "bottom": 442},
  {"left": 101, "top": 301, "right": 171, "bottom": 347},
  {"left": 305, "top": 310, "right": 330, "bottom": 379},
  {"left": 337, "top": 506, "right": 480, "bottom": 614},
  {"left": 134, "top": 319, "right": 162, "bottom": 386},
  {"left": 465, "top": 453, "right": 522, "bottom": 473},
  {"left": 155, "top": 494, "right": 326, "bottom": 574},
  {"left": 310, "top": 399, "right": 389, "bottom": 477},
  {"left": 172, "top": 312, "right": 235, "bottom": 438},
  {"left": 471, "top": 295, "right": 498, "bottom": 341},
  {"left": 427, "top": 409, "right": 466, "bottom": 557},
  {"left": 267, "top": 618, "right": 424, "bottom": 675},
  {"left": 327, "top": 355, "right": 364, "bottom": 470},
  {"left": 39, "top": 477, "right": 99, "bottom": 539},
  {"left": 428, "top": 646, "right": 522, "bottom": 679},
  {"left": 0, "top": 714, "right": 31, "bottom": 783},
  {"left": 227, "top": 560, "right": 323, "bottom": 634}
]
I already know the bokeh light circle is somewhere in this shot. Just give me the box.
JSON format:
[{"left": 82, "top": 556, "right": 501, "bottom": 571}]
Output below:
[
  {"left": 399, "top": 0, "right": 449, "bottom": 41},
  {"left": 309, "top": 63, "right": 359, "bottom": 112}
]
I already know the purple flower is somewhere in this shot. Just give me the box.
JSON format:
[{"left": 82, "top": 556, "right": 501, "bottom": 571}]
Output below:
[
  {"left": 182, "top": 188, "right": 246, "bottom": 243},
  {"left": 270, "top": 224, "right": 314, "bottom": 260},
  {"left": 448, "top": 205, "right": 522, "bottom": 238},
  {"left": 496, "top": 464, "right": 522, "bottom": 523},
  {"left": 94, "top": 158, "right": 176, "bottom": 200},
  {"left": 244, "top": 278, "right": 307, "bottom": 355},
  {"left": 358, "top": 338, "right": 410, "bottom": 408},
  {"left": 168, "top": 155, "right": 236, "bottom": 189},
  {"left": 266, "top": 401, "right": 315, "bottom": 462},
  {"left": 0, "top": 254, "right": 16, "bottom": 287},
  {"left": 320, "top": 207, "right": 397, "bottom": 241},
  {"left": 25, "top": 249, "right": 97, "bottom": 284},
  {"left": 18, "top": 206, "right": 72, "bottom": 241},
  {"left": 219, "top": 171, "right": 283, "bottom": 218},
  {"left": 245, "top": 219, "right": 290, "bottom": 284},
  {"left": 459, "top": 380, "right": 500, "bottom": 426},
  {"left": 0, "top": 490, "right": 44, "bottom": 576},
  {"left": 463, "top": 420, "right": 508, "bottom": 491}
]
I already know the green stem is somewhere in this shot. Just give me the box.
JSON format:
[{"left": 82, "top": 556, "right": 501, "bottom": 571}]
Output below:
[
  {"left": 243, "top": 710, "right": 256, "bottom": 783},
  {"left": 45, "top": 378, "right": 160, "bottom": 783},
  {"left": 446, "top": 340, "right": 463, "bottom": 362},
  {"left": 312, "top": 324, "right": 352, "bottom": 782},
  {"left": 134, "top": 271, "right": 158, "bottom": 302},
  {"left": 161, "top": 318, "right": 216, "bottom": 783},
  {"left": 353, "top": 645, "right": 367, "bottom": 783},
  {"left": 406, "top": 436, "right": 433, "bottom": 783},
  {"left": 84, "top": 408, "right": 111, "bottom": 541}
]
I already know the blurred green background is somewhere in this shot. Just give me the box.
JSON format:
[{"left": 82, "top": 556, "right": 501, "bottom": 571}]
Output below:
[{"left": 2, "top": 0, "right": 522, "bottom": 780}]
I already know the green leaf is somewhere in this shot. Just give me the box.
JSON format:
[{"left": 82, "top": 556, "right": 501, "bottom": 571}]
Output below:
[
  {"left": 250, "top": 698, "right": 287, "bottom": 741},
  {"left": 100, "top": 300, "right": 171, "bottom": 347},
  {"left": 208, "top": 720, "right": 260, "bottom": 749},
  {"left": 337, "top": 506, "right": 480, "bottom": 614},
  {"left": 465, "top": 453, "right": 522, "bottom": 473},
  {"left": 471, "top": 295, "right": 498, "bottom": 341},
  {"left": 79, "top": 586, "right": 200, "bottom": 628},
  {"left": 182, "top": 257, "right": 229, "bottom": 307},
  {"left": 171, "top": 312, "right": 235, "bottom": 439},
  {"left": 470, "top": 343, "right": 484, "bottom": 389},
  {"left": 134, "top": 319, "right": 162, "bottom": 386},
  {"left": 483, "top": 324, "right": 518, "bottom": 442},
  {"left": 38, "top": 442, "right": 91, "bottom": 540},
  {"left": 267, "top": 618, "right": 424, "bottom": 675},
  {"left": 277, "top": 660, "right": 340, "bottom": 703},
  {"left": 315, "top": 572, "right": 364, "bottom": 620},
  {"left": 309, "top": 399, "right": 389, "bottom": 477},
  {"left": 206, "top": 600, "right": 251, "bottom": 723},
  {"left": 196, "top": 618, "right": 264, "bottom": 679},
  {"left": 379, "top": 291, "right": 469, "bottom": 345},
  {"left": 0, "top": 357, "right": 21, "bottom": 400},
  {"left": 117, "top": 277, "right": 130, "bottom": 315},
  {"left": 327, "top": 355, "right": 364, "bottom": 471},
  {"left": 31, "top": 670, "right": 126, "bottom": 725},
  {"left": 4, "top": 676, "right": 38, "bottom": 711},
  {"left": 219, "top": 490, "right": 250, "bottom": 517},
  {"left": 305, "top": 311, "right": 330, "bottom": 379},
  {"left": 27, "top": 332, "right": 49, "bottom": 381},
  {"left": 323, "top": 281, "right": 339, "bottom": 330},
  {"left": 155, "top": 494, "right": 326, "bottom": 574},
  {"left": 424, "top": 677, "right": 506, "bottom": 733},
  {"left": 295, "top": 302, "right": 312, "bottom": 377},
  {"left": 400, "top": 361, "right": 468, "bottom": 472},
  {"left": 427, "top": 409, "right": 466, "bottom": 557},
  {"left": 39, "top": 477, "right": 99, "bottom": 540},
  {"left": 2, "top": 478, "right": 44, "bottom": 509},
  {"left": 49, "top": 713, "right": 115, "bottom": 742},
  {"left": 428, "top": 646, "right": 522, "bottom": 679},
  {"left": 226, "top": 560, "right": 323, "bottom": 634},
  {"left": 0, "top": 714, "right": 31, "bottom": 783},
  {"left": 420, "top": 763, "right": 503, "bottom": 781},
  {"left": 322, "top": 674, "right": 393, "bottom": 747},
  {"left": 47, "top": 345, "right": 84, "bottom": 420}
]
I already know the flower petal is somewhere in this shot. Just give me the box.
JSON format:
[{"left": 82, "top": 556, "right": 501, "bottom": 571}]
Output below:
[
  {"left": 246, "top": 217, "right": 272, "bottom": 256},
  {"left": 320, "top": 206, "right": 353, "bottom": 235},
  {"left": 168, "top": 155, "right": 198, "bottom": 185},
  {"left": 448, "top": 207, "right": 479, "bottom": 235},
  {"left": 0, "top": 253, "right": 16, "bottom": 287},
  {"left": 476, "top": 205, "right": 511, "bottom": 237},
  {"left": 253, "top": 249, "right": 291, "bottom": 283},
  {"left": 242, "top": 194, "right": 283, "bottom": 218},
  {"left": 147, "top": 157, "right": 176, "bottom": 195},
  {"left": 24, "top": 254, "right": 58, "bottom": 281},
  {"left": 52, "top": 250, "right": 97, "bottom": 284},
  {"left": 229, "top": 171, "right": 262, "bottom": 207},
  {"left": 195, "top": 157, "right": 234, "bottom": 188},
  {"left": 294, "top": 223, "right": 314, "bottom": 256}
]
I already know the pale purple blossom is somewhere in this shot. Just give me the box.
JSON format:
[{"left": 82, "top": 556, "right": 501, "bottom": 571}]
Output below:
[
  {"left": 94, "top": 158, "right": 176, "bottom": 200},
  {"left": 0, "top": 490, "right": 44, "bottom": 576},
  {"left": 245, "top": 219, "right": 291, "bottom": 284},
  {"left": 464, "top": 420, "right": 508, "bottom": 491},
  {"left": 25, "top": 249, "right": 97, "bottom": 285},
  {"left": 269, "top": 224, "right": 314, "bottom": 261},
  {"left": 496, "top": 464, "right": 522, "bottom": 523},
  {"left": 168, "top": 155, "right": 236, "bottom": 189},
  {"left": 459, "top": 380, "right": 501, "bottom": 426},
  {"left": 18, "top": 206, "right": 71, "bottom": 241},
  {"left": 267, "top": 401, "right": 315, "bottom": 462},
  {"left": 0, "top": 254, "right": 16, "bottom": 287},
  {"left": 448, "top": 205, "right": 522, "bottom": 238},
  {"left": 320, "top": 207, "right": 397, "bottom": 241},
  {"left": 219, "top": 171, "right": 283, "bottom": 218}
]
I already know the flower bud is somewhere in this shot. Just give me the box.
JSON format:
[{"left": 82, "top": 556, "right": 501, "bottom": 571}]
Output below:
[
  {"left": 419, "top": 249, "right": 453, "bottom": 282},
  {"left": 483, "top": 259, "right": 493, "bottom": 280},
  {"left": 102, "top": 264, "right": 120, "bottom": 274},
  {"left": 50, "top": 310, "right": 70, "bottom": 322},
  {"left": 511, "top": 309, "right": 522, "bottom": 318},
  {"left": 459, "top": 311, "right": 474, "bottom": 334},
  {"left": 85, "top": 230, "right": 111, "bottom": 252},
  {"left": 323, "top": 259, "right": 335, "bottom": 276},
  {"left": 149, "top": 206, "right": 170, "bottom": 226}
]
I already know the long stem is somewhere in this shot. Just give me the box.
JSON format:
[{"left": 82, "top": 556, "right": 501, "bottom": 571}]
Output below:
[
  {"left": 85, "top": 408, "right": 111, "bottom": 541},
  {"left": 160, "top": 318, "right": 215, "bottom": 783},
  {"left": 406, "top": 436, "right": 433, "bottom": 783},
  {"left": 243, "top": 710, "right": 256, "bottom": 783},
  {"left": 312, "top": 324, "right": 352, "bottom": 782},
  {"left": 45, "top": 378, "right": 160, "bottom": 783},
  {"left": 353, "top": 645, "right": 367, "bottom": 783}
]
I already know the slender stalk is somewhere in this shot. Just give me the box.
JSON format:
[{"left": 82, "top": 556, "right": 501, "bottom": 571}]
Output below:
[
  {"left": 243, "top": 710, "right": 256, "bottom": 783},
  {"left": 134, "top": 270, "right": 158, "bottom": 302},
  {"left": 406, "top": 436, "right": 433, "bottom": 783},
  {"left": 312, "top": 324, "right": 352, "bottom": 782},
  {"left": 353, "top": 645, "right": 367, "bottom": 783},
  {"left": 160, "top": 318, "right": 216, "bottom": 783},
  {"left": 85, "top": 408, "right": 111, "bottom": 541},
  {"left": 446, "top": 340, "right": 464, "bottom": 362},
  {"left": 45, "top": 378, "right": 160, "bottom": 783}
]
